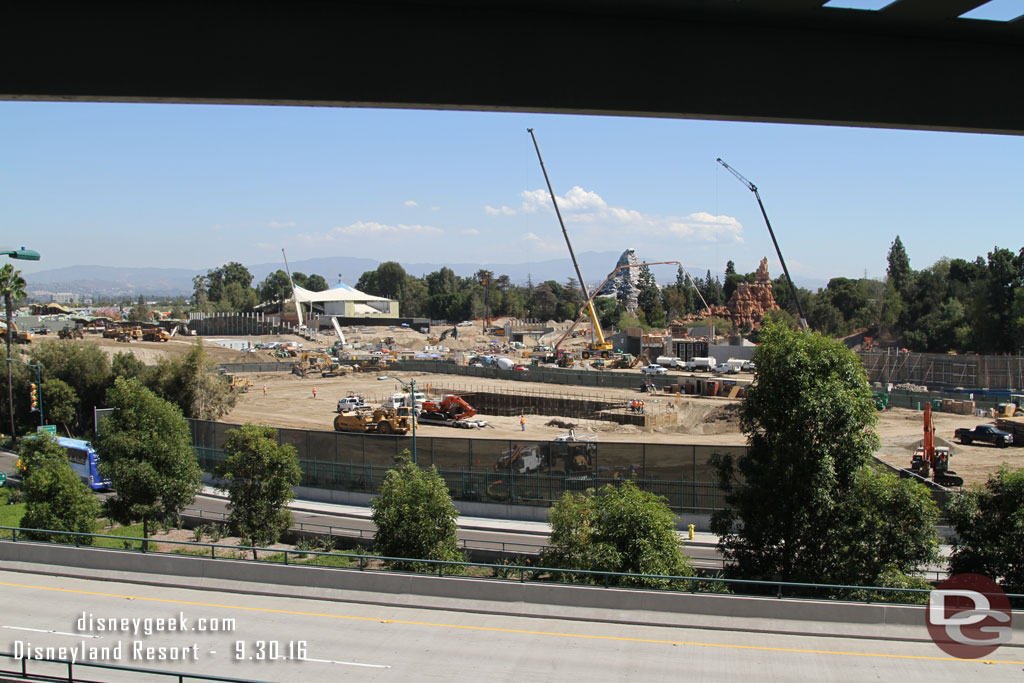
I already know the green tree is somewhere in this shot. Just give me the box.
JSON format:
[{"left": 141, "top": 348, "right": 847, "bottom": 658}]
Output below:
[
  {"left": 304, "top": 274, "right": 329, "bottom": 292},
  {"left": 370, "top": 452, "right": 463, "bottom": 571},
  {"left": 18, "top": 433, "right": 101, "bottom": 543},
  {"left": 711, "top": 323, "right": 891, "bottom": 584},
  {"left": 93, "top": 377, "right": 202, "bottom": 546},
  {"left": 149, "top": 340, "right": 235, "bottom": 420},
  {"left": 215, "top": 424, "right": 302, "bottom": 557},
  {"left": 830, "top": 466, "right": 940, "bottom": 587},
  {"left": 947, "top": 466, "right": 1024, "bottom": 593},
  {"left": 1, "top": 263, "right": 27, "bottom": 436},
  {"left": 111, "top": 351, "right": 148, "bottom": 381},
  {"left": 127, "top": 302, "right": 153, "bottom": 322},
  {"left": 886, "top": 235, "right": 912, "bottom": 296},
  {"left": 29, "top": 340, "right": 112, "bottom": 433},
  {"left": 258, "top": 270, "right": 293, "bottom": 307},
  {"left": 41, "top": 378, "right": 78, "bottom": 435},
  {"left": 636, "top": 265, "right": 666, "bottom": 328},
  {"left": 543, "top": 481, "right": 694, "bottom": 588}
]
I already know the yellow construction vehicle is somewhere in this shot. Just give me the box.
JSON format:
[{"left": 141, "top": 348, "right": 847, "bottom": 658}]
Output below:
[
  {"left": 607, "top": 353, "right": 646, "bottom": 369},
  {"left": 0, "top": 322, "right": 33, "bottom": 344},
  {"left": 333, "top": 406, "right": 414, "bottom": 435},
  {"left": 223, "top": 374, "right": 254, "bottom": 392},
  {"left": 142, "top": 327, "right": 171, "bottom": 342},
  {"left": 58, "top": 326, "right": 84, "bottom": 340},
  {"left": 994, "top": 396, "right": 1024, "bottom": 417}
]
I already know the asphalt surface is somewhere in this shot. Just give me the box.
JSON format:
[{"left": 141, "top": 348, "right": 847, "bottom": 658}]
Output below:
[{"left": 0, "top": 571, "right": 1019, "bottom": 682}]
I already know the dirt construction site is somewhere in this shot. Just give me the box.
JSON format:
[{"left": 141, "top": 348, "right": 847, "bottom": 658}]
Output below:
[{"left": 79, "top": 325, "right": 1024, "bottom": 487}]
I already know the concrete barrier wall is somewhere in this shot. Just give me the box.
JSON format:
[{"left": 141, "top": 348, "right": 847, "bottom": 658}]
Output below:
[{"left": 2, "top": 540, "right": 988, "bottom": 631}]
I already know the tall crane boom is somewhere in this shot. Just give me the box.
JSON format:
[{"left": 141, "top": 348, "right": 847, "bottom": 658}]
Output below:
[
  {"left": 716, "top": 158, "right": 809, "bottom": 330},
  {"left": 528, "top": 128, "right": 610, "bottom": 354}
]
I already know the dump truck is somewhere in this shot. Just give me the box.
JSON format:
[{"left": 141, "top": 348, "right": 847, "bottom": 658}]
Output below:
[
  {"left": 142, "top": 327, "right": 171, "bottom": 342},
  {"left": 333, "top": 406, "right": 414, "bottom": 435}
]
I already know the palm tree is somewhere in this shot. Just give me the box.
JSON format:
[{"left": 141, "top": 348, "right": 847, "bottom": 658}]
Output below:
[{"left": 0, "top": 264, "right": 27, "bottom": 436}]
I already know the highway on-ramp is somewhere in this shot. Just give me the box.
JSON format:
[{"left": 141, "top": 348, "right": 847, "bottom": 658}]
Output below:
[{"left": 0, "top": 570, "right": 1019, "bottom": 682}]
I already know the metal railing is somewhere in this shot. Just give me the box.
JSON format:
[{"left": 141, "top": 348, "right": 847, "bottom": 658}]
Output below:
[
  {"left": 179, "top": 507, "right": 548, "bottom": 556},
  {"left": 0, "top": 651, "right": 271, "bottom": 683},
  {"left": 4, "top": 527, "right": 1007, "bottom": 606}
]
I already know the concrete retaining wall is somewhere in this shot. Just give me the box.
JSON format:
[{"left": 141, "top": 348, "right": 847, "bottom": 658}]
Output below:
[{"left": 0, "top": 540, "right": 977, "bottom": 631}]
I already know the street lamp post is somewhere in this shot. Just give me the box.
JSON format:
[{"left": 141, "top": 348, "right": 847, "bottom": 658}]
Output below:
[
  {"left": 5, "top": 358, "right": 43, "bottom": 429},
  {"left": 394, "top": 377, "right": 417, "bottom": 464},
  {"left": 0, "top": 248, "right": 41, "bottom": 261}
]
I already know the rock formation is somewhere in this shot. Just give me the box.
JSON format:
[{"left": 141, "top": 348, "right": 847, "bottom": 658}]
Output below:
[
  {"left": 595, "top": 248, "right": 640, "bottom": 310},
  {"left": 725, "top": 257, "right": 778, "bottom": 329}
]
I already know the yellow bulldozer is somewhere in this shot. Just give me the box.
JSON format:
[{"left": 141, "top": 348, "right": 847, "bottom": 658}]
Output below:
[
  {"left": 333, "top": 406, "right": 414, "bottom": 435},
  {"left": 606, "top": 353, "right": 646, "bottom": 369},
  {"left": 294, "top": 351, "right": 338, "bottom": 378},
  {"left": 58, "top": 326, "right": 84, "bottom": 340},
  {"left": 223, "top": 374, "right": 254, "bottom": 393}
]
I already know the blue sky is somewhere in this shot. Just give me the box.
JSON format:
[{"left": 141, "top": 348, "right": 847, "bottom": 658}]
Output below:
[{"left": 3, "top": 102, "right": 1023, "bottom": 286}]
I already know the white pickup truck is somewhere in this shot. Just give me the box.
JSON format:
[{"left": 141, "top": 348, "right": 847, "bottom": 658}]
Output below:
[{"left": 337, "top": 396, "right": 368, "bottom": 413}]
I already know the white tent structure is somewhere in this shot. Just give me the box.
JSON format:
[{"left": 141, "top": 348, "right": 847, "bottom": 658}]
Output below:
[{"left": 292, "top": 283, "right": 398, "bottom": 318}]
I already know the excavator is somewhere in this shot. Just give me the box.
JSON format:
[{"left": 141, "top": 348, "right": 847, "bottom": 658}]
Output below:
[
  {"left": 418, "top": 394, "right": 489, "bottom": 428},
  {"left": 908, "top": 402, "right": 963, "bottom": 487}
]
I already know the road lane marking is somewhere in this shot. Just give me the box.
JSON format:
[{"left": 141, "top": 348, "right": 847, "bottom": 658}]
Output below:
[
  {"left": 302, "top": 657, "right": 390, "bottom": 668},
  {"left": 1, "top": 579, "right": 1020, "bottom": 667},
  {"left": 3, "top": 625, "right": 100, "bottom": 638}
]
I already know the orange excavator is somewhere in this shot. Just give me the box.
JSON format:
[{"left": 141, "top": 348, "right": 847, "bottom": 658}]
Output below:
[
  {"left": 909, "top": 403, "right": 963, "bottom": 487},
  {"left": 418, "top": 394, "right": 489, "bottom": 429}
]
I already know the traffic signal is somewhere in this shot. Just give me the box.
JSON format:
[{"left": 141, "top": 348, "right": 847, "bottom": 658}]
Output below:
[{"left": 29, "top": 382, "right": 37, "bottom": 411}]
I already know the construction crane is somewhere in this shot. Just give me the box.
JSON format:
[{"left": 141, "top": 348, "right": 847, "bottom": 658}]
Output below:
[
  {"left": 551, "top": 260, "right": 685, "bottom": 355},
  {"left": 528, "top": 128, "right": 614, "bottom": 358},
  {"left": 716, "top": 158, "right": 809, "bottom": 330}
]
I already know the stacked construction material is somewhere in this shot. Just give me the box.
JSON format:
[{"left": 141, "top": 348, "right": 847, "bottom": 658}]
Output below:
[
  {"left": 941, "top": 398, "right": 976, "bottom": 415},
  {"left": 994, "top": 417, "right": 1024, "bottom": 446}
]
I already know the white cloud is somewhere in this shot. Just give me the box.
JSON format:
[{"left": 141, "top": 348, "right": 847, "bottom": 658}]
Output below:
[
  {"left": 297, "top": 221, "right": 443, "bottom": 243},
  {"left": 268, "top": 220, "right": 297, "bottom": 229},
  {"left": 461, "top": 228, "right": 480, "bottom": 235},
  {"left": 403, "top": 200, "right": 418, "bottom": 207},
  {"left": 430, "top": 206, "right": 441, "bottom": 211},
  {"left": 254, "top": 242, "right": 277, "bottom": 250},
  {"left": 488, "top": 186, "right": 744, "bottom": 245}
]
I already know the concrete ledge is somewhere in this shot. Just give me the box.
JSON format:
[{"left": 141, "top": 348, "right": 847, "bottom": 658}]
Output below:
[{"left": 8, "top": 539, "right": 1011, "bottom": 644}]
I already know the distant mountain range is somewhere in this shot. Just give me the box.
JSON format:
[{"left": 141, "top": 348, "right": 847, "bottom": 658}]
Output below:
[
  {"left": 26, "top": 252, "right": 626, "bottom": 299},
  {"left": 25, "top": 253, "right": 826, "bottom": 299}
]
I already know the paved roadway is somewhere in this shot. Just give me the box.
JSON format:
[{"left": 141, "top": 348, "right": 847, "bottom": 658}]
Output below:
[
  {"left": 0, "top": 570, "right": 1019, "bottom": 682},
  {"left": 0, "top": 451, "right": 728, "bottom": 570}
]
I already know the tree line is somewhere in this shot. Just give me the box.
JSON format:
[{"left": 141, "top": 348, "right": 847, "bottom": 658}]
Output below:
[{"left": 2, "top": 338, "right": 235, "bottom": 439}]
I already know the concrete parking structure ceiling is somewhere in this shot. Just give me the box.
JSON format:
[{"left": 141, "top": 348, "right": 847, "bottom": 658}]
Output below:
[{"left": 2, "top": 0, "right": 1023, "bottom": 133}]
